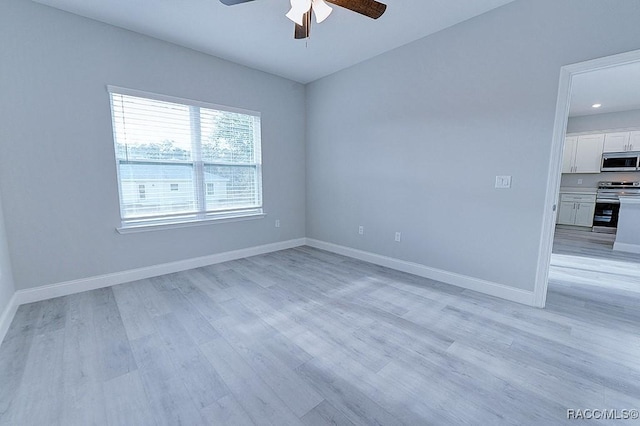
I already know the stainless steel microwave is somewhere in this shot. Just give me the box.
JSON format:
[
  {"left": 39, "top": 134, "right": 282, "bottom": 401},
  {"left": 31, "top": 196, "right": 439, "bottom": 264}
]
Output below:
[{"left": 601, "top": 152, "right": 640, "bottom": 172}]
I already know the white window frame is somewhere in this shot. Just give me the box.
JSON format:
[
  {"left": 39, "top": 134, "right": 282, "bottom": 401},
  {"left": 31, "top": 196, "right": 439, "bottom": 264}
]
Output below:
[{"left": 108, "top": 86, "right": 264, "bottom": 232}]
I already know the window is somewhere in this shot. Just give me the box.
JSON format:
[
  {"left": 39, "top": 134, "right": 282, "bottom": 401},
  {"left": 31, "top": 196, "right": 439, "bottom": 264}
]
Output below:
[{"left": 108, "top": 86, "right": 262, "bottom": 229}]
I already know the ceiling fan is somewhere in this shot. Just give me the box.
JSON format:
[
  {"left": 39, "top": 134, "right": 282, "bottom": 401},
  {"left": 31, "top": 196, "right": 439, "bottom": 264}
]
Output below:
[{"left": 219, "top": 0, "right": 387, "bottom": 39}]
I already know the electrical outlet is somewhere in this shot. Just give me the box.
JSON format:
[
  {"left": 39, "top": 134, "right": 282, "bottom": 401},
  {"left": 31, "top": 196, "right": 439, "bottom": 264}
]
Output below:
[
  {"left": 358, "top": 226, "right": 364, "bottom": 235},
  {"left": 395, "top": 232, "right": 401, "bottom": 242},
  {"left": 577, "top": 179, "right": 583, "bottom": 185},
  {"left": 275, "top": 219, "right": 280, "bottom": 228}
]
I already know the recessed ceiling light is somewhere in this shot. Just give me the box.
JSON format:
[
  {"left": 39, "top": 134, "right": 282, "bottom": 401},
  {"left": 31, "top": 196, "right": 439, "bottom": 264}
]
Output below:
[{"left": 592, "top": 103, "right": 602, "bottom": 108}]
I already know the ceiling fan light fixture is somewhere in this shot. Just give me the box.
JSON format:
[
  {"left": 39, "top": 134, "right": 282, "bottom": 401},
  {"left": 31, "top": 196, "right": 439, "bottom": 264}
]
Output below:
[
  {"left": 312, "top": 0, "right": 333, "bottom": 23},
  {"left": 224, "top": 0, "right": 387, "bottom": 40},
  {"left": 286, "top": 0, "right": 312, "bottom": 26}
]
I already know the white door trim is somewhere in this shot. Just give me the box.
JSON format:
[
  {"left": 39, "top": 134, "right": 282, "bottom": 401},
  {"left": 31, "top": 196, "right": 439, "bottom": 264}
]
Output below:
[{"left": 534, "top": 49, "right": 640, "bottom": 308}]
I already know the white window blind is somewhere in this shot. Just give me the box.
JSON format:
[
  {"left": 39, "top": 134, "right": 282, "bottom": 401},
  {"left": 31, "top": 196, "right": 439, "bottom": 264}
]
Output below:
[{"left": 108, "top": 86, "right": 262, "bottom": 228}]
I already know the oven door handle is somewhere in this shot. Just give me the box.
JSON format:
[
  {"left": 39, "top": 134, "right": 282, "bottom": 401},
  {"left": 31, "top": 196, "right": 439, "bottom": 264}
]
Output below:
[{"left": 596, "top": 198, "right": 620, "bottom": 204}]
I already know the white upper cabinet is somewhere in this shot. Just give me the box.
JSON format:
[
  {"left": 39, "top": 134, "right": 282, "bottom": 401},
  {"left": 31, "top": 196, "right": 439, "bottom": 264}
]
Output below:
[
  {"left": 562, "top": 136, "right": 578, "bottom": 174},
  {"left": 630, "top": 131, "right": 640, "bottom": 151},
  {"left": 574, "top": 134, "right": 605, "bottom": 173},
  {"left": 563, "top": 134, "right": 604, "bottom": 173},
  {"left": 563, "top": 130, "right": 640, "bottom": 174},
  {"left": 603, "top": 132, "right": 631, "bottom": 152}
]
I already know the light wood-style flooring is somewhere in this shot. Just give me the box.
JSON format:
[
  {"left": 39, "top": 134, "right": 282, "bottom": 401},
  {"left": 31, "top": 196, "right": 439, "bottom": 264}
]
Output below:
[
  {"left": 553, "top": 226, "right": 640, "bottom": 263},
  {"left": 1, "top": 244, "right": 639, "bottom": 425},
  {"left": 551, "top": 227, "right": 640, "bottom": 294}
]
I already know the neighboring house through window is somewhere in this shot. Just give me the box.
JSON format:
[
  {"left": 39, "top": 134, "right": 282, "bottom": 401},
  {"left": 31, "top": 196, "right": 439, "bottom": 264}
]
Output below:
[{"left": 109, "top": 86, "right": 262, "bottom": 228}]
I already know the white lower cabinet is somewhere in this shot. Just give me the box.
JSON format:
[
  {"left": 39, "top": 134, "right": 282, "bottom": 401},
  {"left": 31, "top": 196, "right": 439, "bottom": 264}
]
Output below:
[{"left": 557, "top": 193, "right": 596, "bottom": 227}]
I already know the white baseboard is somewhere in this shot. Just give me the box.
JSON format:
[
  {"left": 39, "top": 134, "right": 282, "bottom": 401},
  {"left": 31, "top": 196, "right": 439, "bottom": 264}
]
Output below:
[
  {"left": 613, "top": 241, "right": 640, "bottom": 254},
  {"left": 0, "top": 293, "right": 19, "bottom": 345},
  {"left": 1, "top": 235, "right": 536, "bottom": 345},
  {"left": 13, "top": 238, "right": 306, "bottom": 307},
  {"left": 305, "top": 238, "right": 536, "bottom": 306}
]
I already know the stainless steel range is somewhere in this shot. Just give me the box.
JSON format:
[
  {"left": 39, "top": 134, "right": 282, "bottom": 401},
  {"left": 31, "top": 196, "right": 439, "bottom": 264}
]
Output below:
[{"left": 593, "top": 181, "right": 640, "bottom": 233}]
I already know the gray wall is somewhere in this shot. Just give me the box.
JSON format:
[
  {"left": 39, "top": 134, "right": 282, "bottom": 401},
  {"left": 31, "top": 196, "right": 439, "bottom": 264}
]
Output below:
[
  {"left": 0, "top": 194, "right": 15, "bottom": 319},
  {"left": 561, "top": 171, "right": 640, "bottom": 189},
  {"left": 0, "top": 0, "right": 306, "bottom": 290},
  {"left": 568, "top": 109, "right": 640, "bottom": 133},
  {"left": 306, "top": 0, "right": 640, "bottom": 291}
]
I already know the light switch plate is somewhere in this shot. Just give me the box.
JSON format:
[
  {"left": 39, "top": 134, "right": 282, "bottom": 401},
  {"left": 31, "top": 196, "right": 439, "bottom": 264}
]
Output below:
[{"left": 495, "top": 175, "right": 512, "bottom": 189}]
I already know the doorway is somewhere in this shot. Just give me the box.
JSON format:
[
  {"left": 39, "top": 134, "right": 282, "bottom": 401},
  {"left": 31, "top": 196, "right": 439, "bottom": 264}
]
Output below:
[{"left": 535, "top": 49, "right": 640, "bottom": 308}]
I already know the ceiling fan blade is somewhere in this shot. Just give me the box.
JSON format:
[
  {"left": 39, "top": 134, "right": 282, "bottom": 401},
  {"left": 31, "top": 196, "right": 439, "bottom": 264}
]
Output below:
[
  {"left": 219, "top": 0, "right": 256, "bottom": 5},
  {"left": 325, "top": 0, "right": 386, "bottom": 19},
  {"left": 294, "top": 10, "right": 311, "bottom": 39}
]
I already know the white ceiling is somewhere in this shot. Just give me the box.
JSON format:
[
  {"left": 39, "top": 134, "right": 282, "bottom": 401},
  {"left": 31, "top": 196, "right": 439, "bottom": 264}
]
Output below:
[
  {"left": 569, "top": 61, "right": 640, "bottom": 117},
  {"left": 33, "top": 0, "right": 516, "bottom": 83}
]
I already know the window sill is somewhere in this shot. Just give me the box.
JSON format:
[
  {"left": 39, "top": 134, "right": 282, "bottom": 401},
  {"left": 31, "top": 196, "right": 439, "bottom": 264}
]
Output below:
[{"left": 116, "top": 212, "right": 265, "bottom": 234}]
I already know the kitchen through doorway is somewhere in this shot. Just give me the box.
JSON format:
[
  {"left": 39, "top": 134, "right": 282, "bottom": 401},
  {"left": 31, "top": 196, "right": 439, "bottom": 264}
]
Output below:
[{"left": 536, "top": 49, "right": 640, "bottom": 309}]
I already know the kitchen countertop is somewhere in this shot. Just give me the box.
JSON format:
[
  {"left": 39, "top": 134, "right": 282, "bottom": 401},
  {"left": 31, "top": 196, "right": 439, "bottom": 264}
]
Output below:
[
  {"left": 559, "top": 187, "right": 597, "bottom": 195},
  {"left": 614, "top": 196, "right": 640, "bottom": 253},
  {"left": 618, "top": 196, "right": 640, "bottom": 204}
]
